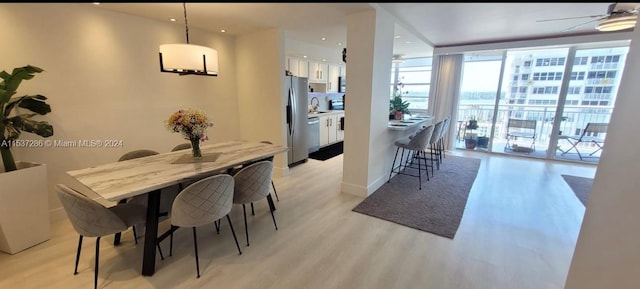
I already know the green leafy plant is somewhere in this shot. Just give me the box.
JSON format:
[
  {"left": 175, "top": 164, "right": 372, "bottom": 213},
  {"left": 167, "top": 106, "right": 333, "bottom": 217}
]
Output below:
[
  {"left": 389, "top": 93, "right": 411, "bottom": 115},
  {"left": 0, "top": 65, "right": 53, "bottom": 172}
]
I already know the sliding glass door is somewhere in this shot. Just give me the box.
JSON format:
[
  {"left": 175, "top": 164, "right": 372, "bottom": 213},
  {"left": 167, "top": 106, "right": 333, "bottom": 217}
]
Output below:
[
  {"left": 454, "top": 42, "right": 629, "bottom": 164},
  {"left": 456, "top": 52, "right": 503, "bottom": 152}
]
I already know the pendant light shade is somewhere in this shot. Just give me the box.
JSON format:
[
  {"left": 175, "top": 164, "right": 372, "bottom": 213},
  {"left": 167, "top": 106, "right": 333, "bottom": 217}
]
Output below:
[
  {"left": 159, "top": 3, "right": 218, "bottom": 76},
  {"left": 159, "top": 44, "right": 218, "bottom": 76}
]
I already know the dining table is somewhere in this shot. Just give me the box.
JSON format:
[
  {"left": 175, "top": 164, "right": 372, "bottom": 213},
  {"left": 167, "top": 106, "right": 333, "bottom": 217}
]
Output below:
[{"left": 66, "top": 140, "right": 289, "bottom": 276}]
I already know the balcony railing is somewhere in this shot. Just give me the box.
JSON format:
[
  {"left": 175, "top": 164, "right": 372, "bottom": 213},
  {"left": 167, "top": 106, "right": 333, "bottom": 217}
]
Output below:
[{"left": 455, "top": 103, "right": 612, "bottom": 160}]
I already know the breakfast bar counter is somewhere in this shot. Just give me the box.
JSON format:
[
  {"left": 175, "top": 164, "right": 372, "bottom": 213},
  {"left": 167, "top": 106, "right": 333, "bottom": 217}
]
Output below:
[{"left": 388, "top": 115, "right": 433, "bottom": 130}]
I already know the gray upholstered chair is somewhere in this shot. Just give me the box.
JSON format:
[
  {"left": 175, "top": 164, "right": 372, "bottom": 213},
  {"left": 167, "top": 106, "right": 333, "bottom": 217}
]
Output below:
[
  {"left": 56, "top": 184, "right": 146, "bottom": 289},
  {"left": 437, "top": 116, "right": 451, "bottom": 162},
  {"left": 165, "top": 174, "right": 242, "bottom": 278},
  {"left": 171, "top": 143, "right": 192, "bottom": 152},
  {"left": 428, "top": 119, "right": 445, "bottom": 171},
  {"left": 232, "top": 160, "right": 278, "bottom": 246},
  {"left": 387, "top": 124, "right": 435, "bottom": 190}
]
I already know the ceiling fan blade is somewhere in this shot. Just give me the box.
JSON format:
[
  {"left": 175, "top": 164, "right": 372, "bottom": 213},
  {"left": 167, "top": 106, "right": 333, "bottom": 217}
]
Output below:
[
  {"left": 562, "top": 18, "right": 601, "bottom": 32},
  {"left": 536, "top": 14, "right": 604, "bottom": 22}
]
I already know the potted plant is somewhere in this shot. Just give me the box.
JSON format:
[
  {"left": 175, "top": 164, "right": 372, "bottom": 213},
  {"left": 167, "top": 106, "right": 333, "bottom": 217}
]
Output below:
[
  {"left": 0, "top": 65, "right": 54, "bottom": 254},
  {"left": 389, "top": 93, "right": 411, "bottom": 120},
  {"left": 477, "top": 135, "right": 490, "bottom": 148},
  {"left": 464, "top": 116, "right": 479, "bottom": 149}
]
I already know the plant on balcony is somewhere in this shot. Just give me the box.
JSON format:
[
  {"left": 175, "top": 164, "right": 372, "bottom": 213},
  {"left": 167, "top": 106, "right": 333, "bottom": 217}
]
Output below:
[{"left": 0, "top": 65, "right": 53, "bottom": 172}]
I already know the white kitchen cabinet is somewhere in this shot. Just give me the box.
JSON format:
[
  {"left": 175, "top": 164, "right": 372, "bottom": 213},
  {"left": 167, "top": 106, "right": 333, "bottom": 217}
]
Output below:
[
  {"left": 287, "top": 57, "right": 309, "bottom": 78},
  {"left": 318, "top": 112, "right": 344, "bottom": 147},
  {"left": 327, "top": 64, "right": 340, "bottom": 92},
  {"left": 308, "top": 61, "right": 328, "bottom": 84}
]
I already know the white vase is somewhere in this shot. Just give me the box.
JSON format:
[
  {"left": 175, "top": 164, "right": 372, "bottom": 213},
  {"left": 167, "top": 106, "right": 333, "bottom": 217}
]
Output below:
[{"left": 0, "top": 162, "right": 50, "bottom": 254}]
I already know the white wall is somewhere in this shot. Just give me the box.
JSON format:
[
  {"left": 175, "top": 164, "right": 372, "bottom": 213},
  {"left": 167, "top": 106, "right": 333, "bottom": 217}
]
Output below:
[
  {"left": 236, "top": 28, "right": 289, "bottom": 177},
  {"left": 563, "top": 27, "right": 640, "bottom": 289},
  {"left": 341, "top": 8, "right": 397, "bottom": 197},
  {"left": 0, "top": 4, "right": 241, "bottom": 217}
]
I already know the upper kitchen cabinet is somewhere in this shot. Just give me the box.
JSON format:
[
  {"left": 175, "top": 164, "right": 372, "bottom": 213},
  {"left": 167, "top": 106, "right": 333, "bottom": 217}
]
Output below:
[
  {"left": 308, "top": 61, "right": 328, "bottom": 84},
  {"left": 327, "top": 64, "right": 341, "bottom": 93},
  {"left": 287, "top": 57, "right": 309, "bottom": 78}
]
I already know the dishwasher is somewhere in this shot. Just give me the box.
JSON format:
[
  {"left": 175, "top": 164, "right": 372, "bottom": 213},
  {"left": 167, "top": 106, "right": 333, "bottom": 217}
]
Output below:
[{"left": 308, "top": 117, "right": 320, "bottom": 154}]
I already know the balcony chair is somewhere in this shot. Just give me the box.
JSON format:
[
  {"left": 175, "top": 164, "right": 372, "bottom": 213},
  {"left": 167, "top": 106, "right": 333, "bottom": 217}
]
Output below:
[
  {"left": 504, "top": 118, "right": 537, "bottom": 153},
  {"left": 559, "top": 122, "right": 608, "bottom": 160}
]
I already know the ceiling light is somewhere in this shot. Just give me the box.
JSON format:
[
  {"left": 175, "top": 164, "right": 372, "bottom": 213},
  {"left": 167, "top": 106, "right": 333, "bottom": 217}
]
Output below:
[
  {"left": 394, "top": 35, "right": 401, "bottom": 39},
  {"left": 321, "top": 37, "right": 326, "bottom": 41},
  {"left": 92, "top": 2, "right": 100, "bottom": 5},
  {"left": 392, "top": 55, "right": 405, "bottom": 63},
  {"left": 159, "top": 3, "right": 218, "bottom": 76},
  {"left": 169, "top": 18, "right": 176, "bottom": 22},
  {"left": 404, "top": 41, "right": 412, "bottom": 44},
  {"left": 303, "top": 55, "right": 307, "bottom": 58},
  {"left": 337, "top": 42, "right": 342, "bottom": 46},
  {"left": 596, "top": 15, "right": 637, "bottom": 32},
  {"left": 322, "top": 58, "right": 326, "bottom": 62},
  {"left": 220, "top": 29, "right": 226, "bottom": 33}
]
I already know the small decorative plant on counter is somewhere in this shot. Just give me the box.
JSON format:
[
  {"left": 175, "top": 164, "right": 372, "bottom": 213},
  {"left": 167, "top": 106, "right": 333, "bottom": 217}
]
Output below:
[
  {"left": 389, "top": 93, "right": 411, "bottom": 120},
  {"left": 0, "top": 65, "right": 54, "bottom": 172},
  {"left": 166, "top": 109, "right": 213, "bottom": 159}
]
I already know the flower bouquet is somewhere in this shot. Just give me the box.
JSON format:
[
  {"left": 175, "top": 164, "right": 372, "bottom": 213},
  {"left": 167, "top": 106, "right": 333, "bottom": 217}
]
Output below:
[{"left": 166, "top": 109, "right": 213, "bottom": 158}]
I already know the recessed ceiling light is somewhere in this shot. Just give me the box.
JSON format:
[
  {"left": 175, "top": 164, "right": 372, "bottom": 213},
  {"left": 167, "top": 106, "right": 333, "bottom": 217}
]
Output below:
[
  {"left": 337, "top": 42, "right": 343, "bottom": 46},
  {"left": 220, "top": 29, "right": 226, "bottom": 33},
  {"left": 321, "top": 37, "right": 326, "bottom": 41},
  {"left": 92, "top": 2, "right": 100, "bottom": 5},
  {"left": 322, "top": 58, "right": 327, "bottom": 62},
  {"left": 303, "top": 55, "right": 307, "bottom": 58},
  {"left": 394, "top": 35, "right": 401, "bottom": 39},
  {"left": 169, "top": 18, "right": 176, "bottom": 22},
  {"left": 404, "top": 41, "right": 412, "bottom": 44}
]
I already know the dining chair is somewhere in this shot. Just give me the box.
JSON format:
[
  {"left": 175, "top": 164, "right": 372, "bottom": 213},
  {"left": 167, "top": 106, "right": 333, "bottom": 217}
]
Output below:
[
  {"left": 171, "top": 143, "right": 192, "bottom": 152},
  {"left": 225, "top": 140, "right": 279, "bottom": 219},
  {"left": 163, "top": 174, "right": 242, "bottom": 278},
  {"left": 116, "top": 150, "right": 175, "bottom": 244},
  {"left": 232, "top": 160, "right": 278, "bottom": 246},
  {"left": 55, "top": 184, "right": 146, "bottom": 289}
]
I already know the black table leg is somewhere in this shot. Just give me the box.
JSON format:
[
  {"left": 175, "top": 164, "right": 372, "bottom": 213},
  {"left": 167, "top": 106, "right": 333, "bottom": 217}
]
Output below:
[
  {"left": 113, "top": 199, "right": 128, "bottom": 245},
  {"left": 142, "top": 189, "right": 161, "bottom": 276}
]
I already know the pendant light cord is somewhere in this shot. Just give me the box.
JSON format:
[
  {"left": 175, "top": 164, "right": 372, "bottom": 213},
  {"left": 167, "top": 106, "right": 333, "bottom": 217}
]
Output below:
[{"left": 183, "top": 2, "right": 190, "bottom": 44}]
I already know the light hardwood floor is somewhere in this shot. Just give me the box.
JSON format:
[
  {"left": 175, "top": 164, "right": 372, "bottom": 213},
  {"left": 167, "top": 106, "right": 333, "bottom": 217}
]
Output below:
[{"left": 0, "top": 150, "right": 596, "bottom": 289}]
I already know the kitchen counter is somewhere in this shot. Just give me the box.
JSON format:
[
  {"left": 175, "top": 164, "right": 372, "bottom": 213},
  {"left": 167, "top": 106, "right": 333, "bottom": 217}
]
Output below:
[
  {"left": 308, "top": 110, "right": 344, "bottom": 118},
  {"left": 388, "top": 115, "right": 433, "bottom": 130}
]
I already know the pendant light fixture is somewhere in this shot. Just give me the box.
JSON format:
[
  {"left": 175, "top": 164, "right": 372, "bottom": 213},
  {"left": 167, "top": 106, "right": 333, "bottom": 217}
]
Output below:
[{"left": 159, "top": 3, "right": 218, "bottom": 76}]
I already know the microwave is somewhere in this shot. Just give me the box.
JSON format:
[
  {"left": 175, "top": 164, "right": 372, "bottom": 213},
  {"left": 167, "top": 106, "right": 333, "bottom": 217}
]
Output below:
[{"left": 338, "top": 76, "right": 346, "bottom": 93}]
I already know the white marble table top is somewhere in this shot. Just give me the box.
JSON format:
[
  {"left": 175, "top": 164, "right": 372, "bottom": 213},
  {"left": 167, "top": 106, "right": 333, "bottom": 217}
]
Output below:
[
  {"left": 388, "top": 115, "right": 433, "bottom": 131},
  {"left": 67, "top": 140, "right": 288, "bottom": 202}
]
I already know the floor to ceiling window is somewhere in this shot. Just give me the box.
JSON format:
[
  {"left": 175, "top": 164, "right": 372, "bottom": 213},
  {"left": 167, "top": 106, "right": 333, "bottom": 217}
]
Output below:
[{"left": 454, "top": 42, "right": 629, "bottom": 164}]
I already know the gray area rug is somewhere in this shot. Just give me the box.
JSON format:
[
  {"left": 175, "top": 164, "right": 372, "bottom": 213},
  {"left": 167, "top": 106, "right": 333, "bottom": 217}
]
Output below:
[
  {"left": 561, "top": 174, "right": 593, "bottom": 206},
  {"left": 353, "top": 155, "right": 481, "bottom": 239}
]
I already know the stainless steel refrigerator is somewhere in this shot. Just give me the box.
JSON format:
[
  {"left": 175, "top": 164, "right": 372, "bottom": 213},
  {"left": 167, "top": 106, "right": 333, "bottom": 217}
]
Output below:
[{"left": 286, "top": 76, "right": 309, "bottom": 167}]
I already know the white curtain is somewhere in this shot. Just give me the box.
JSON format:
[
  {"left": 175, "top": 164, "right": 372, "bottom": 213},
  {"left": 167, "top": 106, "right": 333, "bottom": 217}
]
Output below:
[{"left": 428, "top": 54, "right": 464, "bottom": 150}]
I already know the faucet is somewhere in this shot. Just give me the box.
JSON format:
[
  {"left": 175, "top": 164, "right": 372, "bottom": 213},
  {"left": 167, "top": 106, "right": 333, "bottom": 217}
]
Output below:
[{"left": 310, "top": 97, "right": 320, "bottom": 112}]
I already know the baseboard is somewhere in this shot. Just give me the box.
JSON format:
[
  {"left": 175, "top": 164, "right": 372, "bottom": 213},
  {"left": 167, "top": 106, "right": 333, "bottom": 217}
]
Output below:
[{"left": 340, "top": 181, "right": 367, "bottom": 198}]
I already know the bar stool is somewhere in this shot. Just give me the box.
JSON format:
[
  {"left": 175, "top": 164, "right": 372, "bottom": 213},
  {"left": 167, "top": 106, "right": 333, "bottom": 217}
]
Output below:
[{"left": 387, "top": 124, "right": 435, "bottom": 190}]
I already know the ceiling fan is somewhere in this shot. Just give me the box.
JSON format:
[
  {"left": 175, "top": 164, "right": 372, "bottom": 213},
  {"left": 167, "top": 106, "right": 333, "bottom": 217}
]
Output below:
[{"left": 536, "top": 3, "right": 638, "bottom": 32}]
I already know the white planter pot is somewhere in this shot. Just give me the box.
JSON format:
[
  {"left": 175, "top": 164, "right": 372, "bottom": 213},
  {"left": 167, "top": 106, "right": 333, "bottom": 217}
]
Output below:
[{"left": 0, "top": 162, "right": 50, "bottom": 254}]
